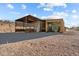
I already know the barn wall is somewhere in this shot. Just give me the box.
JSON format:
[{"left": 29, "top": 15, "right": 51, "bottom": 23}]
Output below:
[
  {"left": 15, "top": 21, "right": 41, "bottom": 32},
  {"left": 35, "top": 21, "right": 41, "bottom": 32},
  {"left": 45, "top": 19, "right": 65, "bottom": 32},
  {"left": 15, "top": 21, "right": 24, "bottom": 32}
]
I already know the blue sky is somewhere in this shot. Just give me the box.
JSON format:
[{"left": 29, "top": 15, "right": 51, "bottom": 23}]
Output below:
[{"left": 0, "top": 3, "right": 79, "bottom": 27}]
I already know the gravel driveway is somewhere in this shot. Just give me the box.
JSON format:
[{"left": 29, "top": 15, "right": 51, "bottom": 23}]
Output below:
[{"left": 0, "top": 31, "right": 79, "bottom": 55}]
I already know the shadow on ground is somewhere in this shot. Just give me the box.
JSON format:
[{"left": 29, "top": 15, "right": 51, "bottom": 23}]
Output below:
[{"left": 0, "top": 32, "right": 61, "bottom": 44}]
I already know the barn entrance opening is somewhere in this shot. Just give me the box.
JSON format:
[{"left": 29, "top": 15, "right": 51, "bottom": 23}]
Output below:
[{"left": 48, "top": 22, "right": 60, "bottom": 32}]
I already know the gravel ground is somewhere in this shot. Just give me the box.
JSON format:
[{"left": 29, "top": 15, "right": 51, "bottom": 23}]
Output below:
[{"left": 0, "top": 31, "right": 79, "bottom": 56}]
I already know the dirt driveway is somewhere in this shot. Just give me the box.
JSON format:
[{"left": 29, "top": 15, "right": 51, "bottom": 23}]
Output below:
[{"left": 0, "top": 31, "right": 79, "bottom": 56}]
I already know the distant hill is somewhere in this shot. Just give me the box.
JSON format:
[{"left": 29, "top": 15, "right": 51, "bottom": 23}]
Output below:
[{"left": 0, "top": 20, "right": 15, "bottom": 33}]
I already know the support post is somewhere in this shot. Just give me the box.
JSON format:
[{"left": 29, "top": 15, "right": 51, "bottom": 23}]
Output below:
[{"left": 45, "top": 21, "right": 47, "bottom": 32}]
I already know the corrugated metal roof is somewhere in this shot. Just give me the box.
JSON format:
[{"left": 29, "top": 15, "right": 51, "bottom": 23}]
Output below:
[
  {"left": 15, "top": 15, "right": 41, "bottom": 22},
  {"left": 15, "top": 15, "right": 64, "bottom": 22}
]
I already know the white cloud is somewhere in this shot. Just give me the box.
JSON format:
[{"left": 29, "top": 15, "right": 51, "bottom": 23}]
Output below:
[
  {"left": 43, "top": 8, "right": 52, "bottom": 11},
  {"left": 41, "top": 16, "right": 47, "bottom": 19},
  {"left": 41, "top": 15, "right": 62, "bottom": 19},
  {"left": 32, "top": 14, "right": 37, "bottom": 17},
  {"left": 7, "top": 4, "right": 14, "bottom": 9},
  {"left": 54, "top": 12, "right": 68, "bottom": 17},
  {"left": 71, "top": 19, "right": 79, "bottom": 27},
  {"left": 72, "top": 14, "right": 78, "bottom": 19},
  {"left": 41, "top": 12, "right": 68, "bottom": 19},
  {"left": 24, "top": 14, "right": 29, "bottom": 16},
  {"left": 21, "top": 4, "right": 26, "bottom": 9},
  {"left": 68, "top": 14, "right": 79, "bottom": 27},
  {"left": 38, "top": 3, "right": 67, "bottom": 11},
  {"left": 38, "top": 3, "right": 67, "bottom": 8},
  {"left": 53, "top": 3, "right": 67, "bottom": 8},
  {"left": 0, "top": 18, "right": 2, "bottom": 19},
  {"left": 72, "top": 10, "right": 77, "bottom": 13},
  {"left": 24, "top": 13, "right": 38, "bottom": 17}
]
